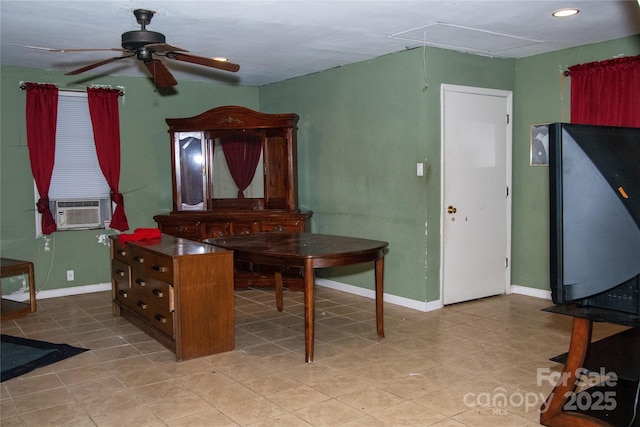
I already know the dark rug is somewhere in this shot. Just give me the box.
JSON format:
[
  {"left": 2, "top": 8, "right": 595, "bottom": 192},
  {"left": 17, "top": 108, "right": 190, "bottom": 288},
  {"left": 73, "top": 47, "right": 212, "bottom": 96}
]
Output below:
[{"left": 0, "top": 334, "right": 89, "bottom": 382}]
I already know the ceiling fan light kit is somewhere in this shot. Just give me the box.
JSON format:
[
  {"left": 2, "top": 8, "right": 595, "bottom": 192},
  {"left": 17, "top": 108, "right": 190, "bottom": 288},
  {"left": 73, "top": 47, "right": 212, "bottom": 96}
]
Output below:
[{"left": 56, "top": 8, "right": 239, "bottom": 88}]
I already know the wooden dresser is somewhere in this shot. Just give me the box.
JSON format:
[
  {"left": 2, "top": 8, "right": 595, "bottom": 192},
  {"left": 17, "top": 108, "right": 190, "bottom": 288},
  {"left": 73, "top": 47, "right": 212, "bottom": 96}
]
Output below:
[
  {"left": 154, "top": 105, "right": 312, "bottom": 289},
  {"left": 109, "top": 235, "right": 234, "bottom": 361},
  {"left": 154, "top": 210, "right": 309, "bottom": 242}
]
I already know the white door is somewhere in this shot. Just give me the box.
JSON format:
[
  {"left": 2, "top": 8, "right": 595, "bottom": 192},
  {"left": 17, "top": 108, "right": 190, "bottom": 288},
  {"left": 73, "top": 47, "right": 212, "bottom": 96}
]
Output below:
[{"left": 441, "top": 84, "right": 512, "bottom": 305}]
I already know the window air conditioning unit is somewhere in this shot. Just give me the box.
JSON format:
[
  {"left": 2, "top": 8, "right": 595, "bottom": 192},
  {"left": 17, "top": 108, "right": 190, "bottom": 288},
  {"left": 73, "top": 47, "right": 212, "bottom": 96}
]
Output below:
[{"left": 55, "top": 199, "right": 103, "bottom": 230}]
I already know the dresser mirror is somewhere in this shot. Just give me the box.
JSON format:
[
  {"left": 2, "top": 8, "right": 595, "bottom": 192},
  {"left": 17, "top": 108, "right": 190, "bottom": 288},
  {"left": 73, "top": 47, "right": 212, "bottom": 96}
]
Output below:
[{"left": 175, "top": 130, "right": 266, "bottom": 211}]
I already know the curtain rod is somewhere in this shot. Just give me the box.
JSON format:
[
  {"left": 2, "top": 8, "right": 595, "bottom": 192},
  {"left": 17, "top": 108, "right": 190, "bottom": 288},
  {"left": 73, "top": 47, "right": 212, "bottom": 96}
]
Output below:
[
  {"left": 562, "top": 54, "right": 636, "bottom": 77},
  {"left": 19, "top": 81, "right": 125, "bottom": 96}
]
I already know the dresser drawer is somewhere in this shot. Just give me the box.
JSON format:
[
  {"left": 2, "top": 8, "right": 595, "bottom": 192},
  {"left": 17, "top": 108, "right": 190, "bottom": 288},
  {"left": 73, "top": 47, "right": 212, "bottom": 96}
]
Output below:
[
  {"left": 128, "top": 246, "right": 147, "bottom": 272},
  {"left": 130, "top": 266, "right": 150, "bottom": 293},
  {"left": 258, "top": 220, "right": 302, "bottom": 233},
  {"left": 230, "top": 222, "right": 258, "bottom": 235},
  {"left": 112, "top": 241, "right": 130, "bottom": 263},
  {"left": 127, "top": 273, "right": 173, "bottom": 335},
  {"left": 129, "top": 247, "right": 174, "bottom": 284},
  {"left": 127, "top": 287, "right": 153, "bottom": 322},
  {"left": 143, "top": 252, "right": 174, "bottom": 283},
  {"left": 200, "top": 221, "right": 230, "bottom": 239},
  {"left": 146, "top": 280, "right": 174, "bottom": 337},
  {"left": 112, "top": 259, "right": 131, "bottom": 304}
]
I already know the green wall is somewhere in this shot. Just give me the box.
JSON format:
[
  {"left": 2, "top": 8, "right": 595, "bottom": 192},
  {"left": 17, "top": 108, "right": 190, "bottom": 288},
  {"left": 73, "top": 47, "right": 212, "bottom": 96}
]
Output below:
[
  {"left": 0, "top": 66, "right": 258, "bottom": 294},
  {"left": 2, "top": 35, "right": 637, "bottom": 305},
  {"left": 511, "top": 35, "right": 640, "bottom": 291},
  {"left": 259, "top": 46, "right": 514, "bottom": 302}
]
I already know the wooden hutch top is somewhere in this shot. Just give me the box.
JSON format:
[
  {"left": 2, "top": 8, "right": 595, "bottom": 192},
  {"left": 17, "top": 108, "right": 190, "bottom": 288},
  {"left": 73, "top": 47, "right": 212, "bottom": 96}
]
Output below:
[
  {"left": 165, "top": 105, "right": 299, "bottom": 132},
  {"left": 155, "top": 105, "right": 311, "bottom": 246}
]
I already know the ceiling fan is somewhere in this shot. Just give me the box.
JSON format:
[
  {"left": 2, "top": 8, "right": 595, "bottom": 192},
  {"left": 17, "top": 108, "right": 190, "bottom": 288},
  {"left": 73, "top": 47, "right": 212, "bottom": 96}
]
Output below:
[{"left": 47, "top": 8, "right": 239, "bottom": 87}]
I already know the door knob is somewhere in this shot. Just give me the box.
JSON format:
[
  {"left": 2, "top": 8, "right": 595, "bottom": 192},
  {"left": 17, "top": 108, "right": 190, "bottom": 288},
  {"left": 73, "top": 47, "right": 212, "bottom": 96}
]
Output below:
[{"left": 447, "top": 206, "right": 457, "bottom": 214}]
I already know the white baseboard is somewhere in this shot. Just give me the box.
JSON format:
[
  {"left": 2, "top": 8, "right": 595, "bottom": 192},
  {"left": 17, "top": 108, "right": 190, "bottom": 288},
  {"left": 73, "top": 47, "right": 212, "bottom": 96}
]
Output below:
[
  {"left": 4, "top": 281, "right": 550, "bottom": 312},
  {"left": 315, "top": 278, "right": 443, "bottom": 313},
  {"left": 315, "top": 279, "right": 551, "bottom": 311},
  {"left": 3, "top": 283, "right": 111, "bottom": 302},
  {"left": 510, "top": 284, "right": 552, "bottom": 300}
]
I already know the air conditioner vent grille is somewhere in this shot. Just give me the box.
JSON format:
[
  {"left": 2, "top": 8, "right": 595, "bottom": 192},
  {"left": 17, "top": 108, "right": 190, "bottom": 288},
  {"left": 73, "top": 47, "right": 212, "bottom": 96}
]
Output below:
[{"left": 57, "top": 200, "right": 100, "bottom": 208}]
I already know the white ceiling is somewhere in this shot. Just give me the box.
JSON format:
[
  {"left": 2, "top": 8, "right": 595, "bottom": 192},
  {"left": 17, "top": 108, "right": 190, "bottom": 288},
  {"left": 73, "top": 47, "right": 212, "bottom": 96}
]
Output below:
[{"left": 2, "top": 1, "right": 639, "bottom": 87}]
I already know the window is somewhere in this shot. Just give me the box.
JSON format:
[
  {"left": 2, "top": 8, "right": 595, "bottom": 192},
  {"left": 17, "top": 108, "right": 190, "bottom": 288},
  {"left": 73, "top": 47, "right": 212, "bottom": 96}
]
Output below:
[{"left": 34, "top": 91, "right": 111, "bottom": 235}]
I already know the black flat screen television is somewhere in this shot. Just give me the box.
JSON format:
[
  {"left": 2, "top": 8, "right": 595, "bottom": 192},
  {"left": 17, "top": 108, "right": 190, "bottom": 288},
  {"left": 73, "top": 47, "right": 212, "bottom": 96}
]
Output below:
[{"left": 549, "top": 123, "right": 640, "bottom": 314}]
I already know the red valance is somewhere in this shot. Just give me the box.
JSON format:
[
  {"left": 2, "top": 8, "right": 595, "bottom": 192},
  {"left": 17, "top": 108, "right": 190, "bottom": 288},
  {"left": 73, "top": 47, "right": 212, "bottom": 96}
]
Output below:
[{"left": 568, "top": 55, "right": 640, "bottom": 127}]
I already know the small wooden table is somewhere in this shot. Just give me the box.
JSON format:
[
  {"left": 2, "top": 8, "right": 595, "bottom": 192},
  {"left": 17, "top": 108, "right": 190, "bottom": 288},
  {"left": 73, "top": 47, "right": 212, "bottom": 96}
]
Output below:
[
  {"left": 206, "top": 232, "right": 388, "bottom": 362},
  {"left": 1, "top": 258, "right": 37, "bottom": 320}
]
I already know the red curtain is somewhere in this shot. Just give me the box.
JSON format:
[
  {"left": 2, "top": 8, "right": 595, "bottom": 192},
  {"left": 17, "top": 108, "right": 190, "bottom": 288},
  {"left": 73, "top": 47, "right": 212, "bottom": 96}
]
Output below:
[
  {"left": 221, "top": 134, "right": 262, "bottom": 198},
  {"left": 25, "top": 83, "right": 58, "bottom": 234},
  {"left": 568, "top": 55, "right": 640, "bottom": 127},
  {"left": 87, "top": 88, "right": 129, "bottom": 231}
]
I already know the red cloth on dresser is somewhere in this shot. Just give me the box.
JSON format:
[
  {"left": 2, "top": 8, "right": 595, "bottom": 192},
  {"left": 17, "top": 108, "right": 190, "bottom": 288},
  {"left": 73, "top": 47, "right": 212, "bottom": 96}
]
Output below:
[{"left": 117, "top": 228, "right": 162, "bottom": 246}]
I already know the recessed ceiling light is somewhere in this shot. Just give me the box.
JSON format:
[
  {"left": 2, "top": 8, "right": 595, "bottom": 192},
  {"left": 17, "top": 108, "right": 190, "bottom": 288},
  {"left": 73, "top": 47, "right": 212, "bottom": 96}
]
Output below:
[
  {"left": 213, "top": 57, "right": 229, "bottom": 62},
  {"left": 553, "top": 8, "right": 580, "bottom": 17}
]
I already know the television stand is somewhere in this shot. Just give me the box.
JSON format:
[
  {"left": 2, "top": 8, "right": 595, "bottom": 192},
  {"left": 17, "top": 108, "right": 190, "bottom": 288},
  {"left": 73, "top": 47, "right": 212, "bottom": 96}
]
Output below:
[{"left": 541, "top": 304, "right": 640, "bottom": 427}]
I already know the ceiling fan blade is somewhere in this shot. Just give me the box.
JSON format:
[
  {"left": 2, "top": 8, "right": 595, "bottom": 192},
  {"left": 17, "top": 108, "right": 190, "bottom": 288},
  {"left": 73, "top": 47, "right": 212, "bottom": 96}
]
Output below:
[
  {"left": 144, "top": 59, "right": 178, "bottom": 87},
  {"left": 50, "top": 48, "right": 127, "bottom": 53},
  {"left": 65, "top": 55, "right": 133, "bottom": 75},
  {"left": 166, "top": 52, "right": 240, "bottom": 73},
  {"left": 8, "top": 43, "right": 126, "bottom": 53},
  {"left": 145, "top": 43, "right": 188, "bottom": 53}
]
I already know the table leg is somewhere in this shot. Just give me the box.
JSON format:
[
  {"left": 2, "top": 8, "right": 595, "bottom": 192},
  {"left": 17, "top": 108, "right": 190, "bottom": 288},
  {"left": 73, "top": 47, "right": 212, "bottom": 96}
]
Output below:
[
  {"left": 27, "top": 262, "right": 36, "bottom": 313},
  {"left": 539, "top": 317, "right": 610, "bottom": 426},
  {"left": 274, "top": 270, "right": 283, "bottom": 312},
  {"left": 304, "top": 258, "right": 314, "bottom": 363},
  {"left": 375, "top": 257, "right": 384, "bottom": 339}
]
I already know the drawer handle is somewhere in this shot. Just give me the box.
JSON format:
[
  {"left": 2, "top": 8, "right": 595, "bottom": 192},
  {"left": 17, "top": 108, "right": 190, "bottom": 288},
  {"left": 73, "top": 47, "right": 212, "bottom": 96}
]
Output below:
[
  {"left": 151, "top": 265, "right": 168, "bottom": 273},
  {"left": 115, "top": 269, "right": 126, "bottom": 277},
  {"left": 154, "top": 314, "right": 167, "bottom": 324},
  {"left": 118, "top": 290, "right": 128, "bottom": 298},
  {"left": 134, "top": 256, "right": 145, "bottom": 264},
  {"left": 273, "top": 225, "right": 286, "bottom": 232},
  {"left": 117, "top": 249, "right": 127, "bottom": 256},
  {"left": 137, "top": 300, "right": 147, "bottom": 309},
  {"left": 135, "top": 279, "right": 146, "bottom": 287},
  {"left": 152, "top": 288, "right": 164, "bottom": 297}
]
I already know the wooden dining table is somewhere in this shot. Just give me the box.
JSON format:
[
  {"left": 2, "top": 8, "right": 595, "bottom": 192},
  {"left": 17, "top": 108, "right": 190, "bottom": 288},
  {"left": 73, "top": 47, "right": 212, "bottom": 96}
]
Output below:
[{"left": 205, "top": 232, "right": 388, "bottom": 362}]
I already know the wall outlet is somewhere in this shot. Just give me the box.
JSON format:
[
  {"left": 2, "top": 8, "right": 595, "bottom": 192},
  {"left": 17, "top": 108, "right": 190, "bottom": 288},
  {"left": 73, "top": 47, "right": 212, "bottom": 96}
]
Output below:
[{"left": 66, "top": 270, "right": 74, "bottom": 281}]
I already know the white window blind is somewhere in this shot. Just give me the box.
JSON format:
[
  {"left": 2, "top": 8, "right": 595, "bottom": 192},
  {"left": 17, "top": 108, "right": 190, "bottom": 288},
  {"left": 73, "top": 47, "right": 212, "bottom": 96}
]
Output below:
[{"left": 49, "top": 92, "right": 110, "bottom": 200}]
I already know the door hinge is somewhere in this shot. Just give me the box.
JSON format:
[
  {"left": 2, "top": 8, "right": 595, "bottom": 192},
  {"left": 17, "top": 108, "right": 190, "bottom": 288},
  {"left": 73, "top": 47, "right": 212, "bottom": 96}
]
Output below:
[
  {"left": 505, "top": 257, "right": 509, "bottom": 268},
  {"left": 506, "top": 186, "right": 509, "bottom": 197},
  {"left": 506, "top": 114, "right": 510, "bottom": 124}
]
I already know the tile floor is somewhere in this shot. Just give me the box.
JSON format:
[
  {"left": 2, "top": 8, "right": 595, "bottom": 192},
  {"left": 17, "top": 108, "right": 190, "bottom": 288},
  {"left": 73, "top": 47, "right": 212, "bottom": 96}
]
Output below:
[{"left": 0, "top": 287, "right": 626, "bottom": 426}]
